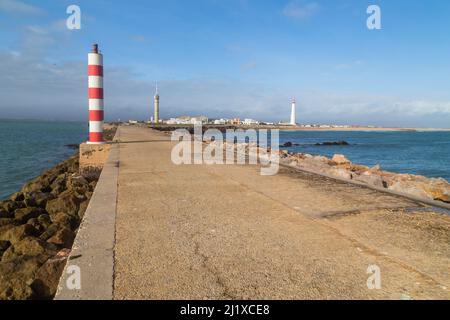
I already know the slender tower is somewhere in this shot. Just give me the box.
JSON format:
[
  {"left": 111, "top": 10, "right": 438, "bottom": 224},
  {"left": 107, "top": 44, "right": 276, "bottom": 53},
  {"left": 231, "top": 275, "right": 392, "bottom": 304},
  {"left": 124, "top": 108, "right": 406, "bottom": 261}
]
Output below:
[
  {"left": 154, "top": 82, "right": 160, "bottom": 124},
  {"left": 87, "top": 44, "right": 104, "bottom": 144},
  {"left": 290, "top": 98, "right": 297, "bottom": 126}
]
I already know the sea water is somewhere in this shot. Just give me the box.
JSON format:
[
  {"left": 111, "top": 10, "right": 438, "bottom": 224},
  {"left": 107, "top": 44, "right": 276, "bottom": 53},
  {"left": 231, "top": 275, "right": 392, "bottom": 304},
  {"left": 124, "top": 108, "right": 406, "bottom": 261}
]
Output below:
[
  {"left": 280, "top": 130, "right": 450, "bottom": 181},
  {"left": 0, "top": 120, "right": 86, "bottom": 199}
]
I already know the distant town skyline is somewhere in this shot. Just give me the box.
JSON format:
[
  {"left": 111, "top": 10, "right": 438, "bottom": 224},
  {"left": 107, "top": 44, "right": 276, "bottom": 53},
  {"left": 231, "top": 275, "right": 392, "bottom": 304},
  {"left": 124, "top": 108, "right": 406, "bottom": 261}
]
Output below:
[{"left": 1, "top": 0, "right": 450, "bottom": 128}]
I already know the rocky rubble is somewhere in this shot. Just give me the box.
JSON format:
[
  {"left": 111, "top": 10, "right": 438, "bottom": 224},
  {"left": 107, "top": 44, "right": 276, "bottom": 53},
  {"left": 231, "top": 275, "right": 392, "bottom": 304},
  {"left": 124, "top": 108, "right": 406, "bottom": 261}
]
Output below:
[
  {"left": 0, "top": 155, "right": 98, "bottom": 300},
  {"left": 284, "top": 151, "right": 450, "bottom": 204},
  {"left": 0, "top": 125, "right": 116, "bottom": 300},
  {"left": 204, "top": 140, "right": 450, "bottom": 204}
]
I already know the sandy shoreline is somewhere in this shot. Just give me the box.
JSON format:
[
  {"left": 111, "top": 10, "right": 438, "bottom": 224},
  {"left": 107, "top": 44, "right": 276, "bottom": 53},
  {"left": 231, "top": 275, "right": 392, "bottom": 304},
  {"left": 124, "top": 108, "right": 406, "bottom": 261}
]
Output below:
[
  {"left": 147, "top": 123, "right": 450, "bottom": 132},
  {"left": 246, "top": 126, "right": 450, "bottom": 132}
]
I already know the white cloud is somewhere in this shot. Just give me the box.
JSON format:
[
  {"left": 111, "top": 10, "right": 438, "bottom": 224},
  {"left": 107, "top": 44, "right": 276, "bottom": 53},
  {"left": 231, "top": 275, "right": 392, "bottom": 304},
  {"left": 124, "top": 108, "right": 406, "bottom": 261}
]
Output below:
[
  {"left": 282, "top": 1, "right": 320, "bottom": 21},
  {"left": 19, "top": 19, "right": 75, "bottom": 55},
  {"left": 0, "top": 0, "right": 43, "bottom": 15},
  {"left": 22, "top": 25, "right": 55, "bottom": 54},
  {"left": 0, "top": 50, "right": 449, "bottom": 128},
  {"left": 26, "top": 25, "right": 48, "bottom": 35}
]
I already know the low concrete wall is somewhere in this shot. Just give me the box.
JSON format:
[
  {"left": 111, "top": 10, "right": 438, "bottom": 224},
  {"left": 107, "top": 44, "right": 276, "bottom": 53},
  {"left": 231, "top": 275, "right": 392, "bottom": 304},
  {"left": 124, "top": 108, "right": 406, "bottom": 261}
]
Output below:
[
  {"left": 55, "top": 131, "right": 120, "bottom": 300},
  {"left": 280, "top": 162, "right": 450, "bottom": 211}
]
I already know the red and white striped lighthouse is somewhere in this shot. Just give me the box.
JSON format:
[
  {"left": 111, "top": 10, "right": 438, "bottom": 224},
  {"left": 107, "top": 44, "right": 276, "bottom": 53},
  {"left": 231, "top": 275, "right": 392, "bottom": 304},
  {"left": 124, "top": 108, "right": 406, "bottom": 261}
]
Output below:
[{"left": 87, "top": 44, "right": 104, "bottom": 144}]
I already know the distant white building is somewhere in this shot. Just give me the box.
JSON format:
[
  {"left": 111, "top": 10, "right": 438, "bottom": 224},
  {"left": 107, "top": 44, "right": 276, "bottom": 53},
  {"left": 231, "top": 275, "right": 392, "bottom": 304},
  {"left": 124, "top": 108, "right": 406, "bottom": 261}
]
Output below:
[
  {"left": 214, "top": 119, "right": 228, "bottom": 125},
  {"left": 165, "top": 118, "right": 180, "bottom": 125},
  {"left": 165, "top": 116, "right": 208, "bottom": 125},
  {"left": 190, "top": 116, "right": 208, "bottom": 125},
  {"left": 243, "top": 119, "right": 260, "bottom": 125}
]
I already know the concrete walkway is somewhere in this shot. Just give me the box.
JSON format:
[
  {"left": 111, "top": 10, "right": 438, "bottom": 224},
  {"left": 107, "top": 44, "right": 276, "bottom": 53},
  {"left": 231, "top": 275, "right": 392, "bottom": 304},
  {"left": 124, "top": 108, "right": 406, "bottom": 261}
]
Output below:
[{"left": 110, "top": 125, "right": 449, "bottom": 300}]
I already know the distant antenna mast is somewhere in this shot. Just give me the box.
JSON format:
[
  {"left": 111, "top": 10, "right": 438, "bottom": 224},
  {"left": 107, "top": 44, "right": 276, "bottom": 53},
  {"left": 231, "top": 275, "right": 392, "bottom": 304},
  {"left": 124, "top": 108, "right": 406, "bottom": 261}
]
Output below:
[{"left": 154, "top": 81, "right": 160, "bottom": 123}]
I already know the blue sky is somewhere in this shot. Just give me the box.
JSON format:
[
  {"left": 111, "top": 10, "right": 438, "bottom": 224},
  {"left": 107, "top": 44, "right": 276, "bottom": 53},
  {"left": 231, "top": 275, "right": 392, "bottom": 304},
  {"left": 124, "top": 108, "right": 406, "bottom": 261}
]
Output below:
[{"left": 1, "top": 0, "right": 450, "bottom": 127}]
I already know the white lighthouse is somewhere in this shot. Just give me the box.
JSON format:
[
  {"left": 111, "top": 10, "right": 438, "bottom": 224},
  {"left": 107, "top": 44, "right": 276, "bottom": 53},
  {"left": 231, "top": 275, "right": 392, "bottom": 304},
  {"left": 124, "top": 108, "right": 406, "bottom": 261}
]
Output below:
[{"left": 290, "top": 98, "right": 297, "bottom": 126}]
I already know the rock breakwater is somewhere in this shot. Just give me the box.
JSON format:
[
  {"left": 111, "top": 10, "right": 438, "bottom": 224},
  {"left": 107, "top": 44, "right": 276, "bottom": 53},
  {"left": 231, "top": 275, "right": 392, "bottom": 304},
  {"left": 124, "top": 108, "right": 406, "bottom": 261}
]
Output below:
[
  {"left": 282, "top": 151, "right": 450, "bottom": 204},
  {"left": 204, "top": 139, "right": 450, "bottom": 205},
  {"left": 0, "top": 125, "right": 116, "bottom": 300},
  {"left": 0, "top": 155, "right": 95, "bottom": 299}
]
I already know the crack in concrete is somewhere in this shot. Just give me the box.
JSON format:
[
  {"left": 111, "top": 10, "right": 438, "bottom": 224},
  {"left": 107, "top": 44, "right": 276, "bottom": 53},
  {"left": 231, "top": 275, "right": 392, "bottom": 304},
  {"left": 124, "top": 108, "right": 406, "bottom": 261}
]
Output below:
[{"left": 189, "top": 231, "right": 237, "bottom": 300}]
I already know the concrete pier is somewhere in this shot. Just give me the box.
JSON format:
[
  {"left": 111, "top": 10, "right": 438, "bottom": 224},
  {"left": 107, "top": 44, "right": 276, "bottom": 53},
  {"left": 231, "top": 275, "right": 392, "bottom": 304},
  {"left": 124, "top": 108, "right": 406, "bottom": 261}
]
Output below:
[{"left": 56, "top": 125, "right": 450, "bottom": 300}]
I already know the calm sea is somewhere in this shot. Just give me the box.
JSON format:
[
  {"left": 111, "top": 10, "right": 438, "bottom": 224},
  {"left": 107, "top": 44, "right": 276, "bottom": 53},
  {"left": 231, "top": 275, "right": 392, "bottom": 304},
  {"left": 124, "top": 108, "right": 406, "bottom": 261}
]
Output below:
[
  {"left": 280, "top": 130, "right": 450, "bottom": 181},
  {"left": 0, "top": 121, "right": 449, "bottom": 199},
  {"left": 0, "top": 120, "right": 87, "bottom": 200}
]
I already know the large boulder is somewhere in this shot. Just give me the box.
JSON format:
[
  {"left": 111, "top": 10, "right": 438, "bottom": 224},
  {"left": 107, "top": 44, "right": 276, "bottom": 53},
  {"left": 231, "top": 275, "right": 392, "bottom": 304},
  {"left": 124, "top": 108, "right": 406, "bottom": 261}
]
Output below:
[
  {"left": 46, "top": 190, "right": 82, "bottom": 217},
  {"left": 354, "top": 172, "right": 386, "bottom": 188},
  {"left": 331, "top": 154, "right": 351, "bottom": 165},
  {"left": 0, "top": 255, "right": 48, "bottom": 300},
  {"left": 31, "top": 249, "right": 70, "bottom": 299},
  {"left": 50, "top": 173, "right": 67, "bottom": 196},
  {"left": 313, "top": 156, "right": 330, "bottom": 163},
  {"left": 89, "top": 181, "right": 97, "bottom": 192},
  {"left": 67, "top": 175, "right": 89, "bottom": 189},
  {"left": 423, "top": 179, "right": 450, "bottom": 203},
  {"left": 0, "top": 209, "right": 11, "bottom": 219},
  {"left": 0, "top": 240, "right": 10, "bottom": 258},
  {"left": 328, "top": 168, "right": 353, "bottom": 180},
  {"left": 388, "top": 176, "right": 450, "bottom": 203},
  {"left": 47, "top": 228, "right": 75, "bottom": 248},
  {"left": 1, "top": 237, "right": 57, "bottom": 262},
  {"left": 21, "top": 176, "right": 51, "bottom": 194},
  {"left": 296, "top": 157, "right": 333, "bottom": 174},
  {"left": 23, "top": 192, "right": 54, "bottom": 208},
  {"left": 0, "top": 276, "right": 35, "bottom": 300},
  {"left": 0, "top": 218, "right": 14, "bottom": 228},
  {"left": 39, "top": 224, "right": 62, "bottom": 241},
  {"left": 37, "top": 214, "right": 52, "bottom": 230},
  {"left": 10, "top": 192, "right": 24, "bottom": 202},
  {"left": 65, "top": 156, "right": 79, "bottom": 174},
  {"left": 50, "top": 212, "right": 77, "bottom": 230},
  {"left": 14, "top": 207, "right": 45, "bottom": 224},
  {"left": 388, "top": 180, "right": 433, "bottom": 200},
  {"left": 0, "top": 224, "right": 39, "bottom": 244},
  {"left": 78, "top": 200, "right": 90, "bottom": 220},
  {"left": 348, "top": 164, "right": 371, "bottom": 175},
  {"left": 27, "top": 218, "right": 45, "bottom": 234},
  {"left": 2, "top": 201, "right": 25, "bottom": 213}
]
